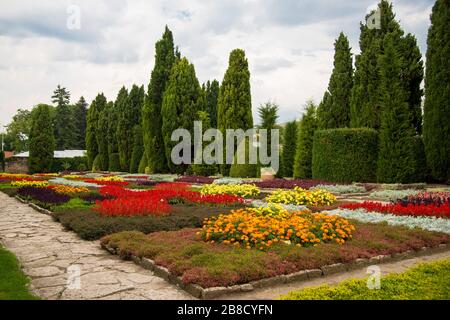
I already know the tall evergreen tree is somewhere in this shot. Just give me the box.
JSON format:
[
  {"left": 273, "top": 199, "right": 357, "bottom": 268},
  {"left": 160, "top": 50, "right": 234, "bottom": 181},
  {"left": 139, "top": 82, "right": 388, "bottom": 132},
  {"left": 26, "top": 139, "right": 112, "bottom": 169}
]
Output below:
[
  {"left": 95, "top": 101, "right": 112, "bottom": 171},
  {"left": 217, "top": 49, "right": 253, "bottom": 176},
  {"left": 161, "top": 57, "right": 203, "bottom": 173},
  {"left": 281, "top": 120, "right": 297, "bottom": 177},
  {"left": 142, "top": 26, "right": 176, "bottom": 173},
  {"left": 204, "top": 80, "right": 220, "bottom": 128},
  {"left": 111, "top": 87, "right": 127, "bottom": 171},
  {"left": 294, "top": 101, "right": 317, "bottom": 179},
  {"left": 29, "top": 104, "right": 55, "bottom": 173},
  {"left": 318, "top": 32, "right": 353, "bottom": 129},
  {"left": 117, "top": 85, "right": 144, "bottom": 172},
  {"left": 86, "top": 93, "right": 107, "bottom": 169},
  {"left": 72, "top": 96, "right": 88, "bottom": 149},
  {"left": 52, "top": 85, "right": 75, "bottom": 149},
  {"left": 130, "top": 125, "right": 144, "bottom": 174},
  {"left": 377, "top": 35, "right": 417, "bottom": 183},
  {"left": 350, "top": 0, "right": 423, "bottom": 131},
  {"left": 423, "top": 0, "right": 450, "bottom": 182}
]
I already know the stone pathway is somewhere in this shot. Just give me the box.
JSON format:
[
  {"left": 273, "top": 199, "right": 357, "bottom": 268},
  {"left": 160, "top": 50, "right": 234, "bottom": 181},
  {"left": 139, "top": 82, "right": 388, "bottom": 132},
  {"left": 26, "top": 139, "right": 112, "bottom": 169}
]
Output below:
[{"left": 0, "top": 192, "right": 192, "bottom": 300}]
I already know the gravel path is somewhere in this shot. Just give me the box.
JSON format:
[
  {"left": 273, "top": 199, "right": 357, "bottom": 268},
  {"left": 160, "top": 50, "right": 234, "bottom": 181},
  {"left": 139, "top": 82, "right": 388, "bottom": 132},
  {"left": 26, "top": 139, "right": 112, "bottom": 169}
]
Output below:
[{"left": 0, "top": 192, "right": 192, "bottom": 300}]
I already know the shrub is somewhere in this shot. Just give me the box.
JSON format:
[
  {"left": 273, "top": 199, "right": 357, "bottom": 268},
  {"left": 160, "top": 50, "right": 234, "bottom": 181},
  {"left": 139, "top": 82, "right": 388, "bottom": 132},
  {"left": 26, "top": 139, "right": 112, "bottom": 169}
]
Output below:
[
  {"left": 138, "top": 153, "right": 148, "bottom": 174},
  {"left": 312, "top": 128, "right": 378, "bottom": 183},
  {"left": 51, "top": 157, "right": 88, "bottom": 173},
  {"left": 108, "top": 153, "right": 121, "bottom": 172},
  {"left": 229, "top": 138, "right": 259, "bottom": 178}
]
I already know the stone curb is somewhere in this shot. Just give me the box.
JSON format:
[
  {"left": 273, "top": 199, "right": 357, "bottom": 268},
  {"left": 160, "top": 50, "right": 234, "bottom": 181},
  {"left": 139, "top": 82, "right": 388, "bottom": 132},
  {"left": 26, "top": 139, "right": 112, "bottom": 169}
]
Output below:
[{"left": 100, "top": 241, "right": 449, "bottom": 300}]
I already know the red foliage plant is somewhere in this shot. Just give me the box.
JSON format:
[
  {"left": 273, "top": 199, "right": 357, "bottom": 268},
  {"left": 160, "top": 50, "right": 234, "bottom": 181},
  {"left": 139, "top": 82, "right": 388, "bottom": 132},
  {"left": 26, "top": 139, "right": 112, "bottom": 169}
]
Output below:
[{"left": 341, "top": 201, "right": 450, "bottom": 218}]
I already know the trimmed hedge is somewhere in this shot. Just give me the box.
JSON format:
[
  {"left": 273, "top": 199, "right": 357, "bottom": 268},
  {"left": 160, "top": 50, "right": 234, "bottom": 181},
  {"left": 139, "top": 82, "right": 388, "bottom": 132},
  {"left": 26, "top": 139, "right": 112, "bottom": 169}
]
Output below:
[
  {"left": 51, "top": 157, "right": 88, "bottom": 172},
  {"left": 312, "top": 128, "right": 378, "bottom": 183}
]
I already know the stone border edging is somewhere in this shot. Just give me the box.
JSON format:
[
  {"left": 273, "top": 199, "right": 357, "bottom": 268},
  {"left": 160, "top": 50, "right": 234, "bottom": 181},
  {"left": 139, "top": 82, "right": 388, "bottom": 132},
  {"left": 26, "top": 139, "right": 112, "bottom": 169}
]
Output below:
[{"left": 100, "top": 241, "right": 449, "bottom": 300}]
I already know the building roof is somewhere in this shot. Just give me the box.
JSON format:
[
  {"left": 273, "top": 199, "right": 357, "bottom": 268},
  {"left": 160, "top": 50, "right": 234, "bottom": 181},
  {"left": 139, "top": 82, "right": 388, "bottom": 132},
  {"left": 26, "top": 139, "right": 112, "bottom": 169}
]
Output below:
[
  {"left": 14, "top": 150, "right": 86, "bottom": 159},
  {"left": 4, "top": 151, "right": 14, "bottom": 159}
]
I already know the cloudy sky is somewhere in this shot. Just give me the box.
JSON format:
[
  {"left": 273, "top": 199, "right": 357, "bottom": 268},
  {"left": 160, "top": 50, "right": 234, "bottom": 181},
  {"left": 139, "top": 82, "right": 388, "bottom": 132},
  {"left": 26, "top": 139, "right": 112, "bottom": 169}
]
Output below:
[{"left": 0, "top": 0, "right": 434, "bottom": 130}]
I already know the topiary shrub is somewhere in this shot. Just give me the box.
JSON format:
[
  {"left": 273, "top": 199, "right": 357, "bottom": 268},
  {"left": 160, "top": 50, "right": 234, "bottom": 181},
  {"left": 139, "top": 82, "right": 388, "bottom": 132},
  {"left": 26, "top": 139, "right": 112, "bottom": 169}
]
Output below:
[
  {"left": 229, "top": 138, "right": 258, "bottom": 178},
  {"left": 108, "top": 153, "right": 121, "bottom": 172},
  {"left": 138, "top": 153, "right": 148, "bottom": 174},
  {"left": 312, "top": 128, "right": 379, "bottom": 183}
]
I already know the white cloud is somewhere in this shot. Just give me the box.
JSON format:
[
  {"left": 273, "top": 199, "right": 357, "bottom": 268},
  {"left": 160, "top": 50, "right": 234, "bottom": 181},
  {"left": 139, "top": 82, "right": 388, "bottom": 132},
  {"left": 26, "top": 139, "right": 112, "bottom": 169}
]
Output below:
[{"left": 0, "top": 0, "right": 434, "bottom": 130}]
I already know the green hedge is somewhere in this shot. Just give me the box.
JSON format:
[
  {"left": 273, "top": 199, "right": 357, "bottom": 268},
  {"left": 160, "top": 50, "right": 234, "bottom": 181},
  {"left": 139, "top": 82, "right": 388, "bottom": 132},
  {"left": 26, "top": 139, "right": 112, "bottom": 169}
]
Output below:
[
  {"left": 312, "top": 128, "right": 378, "bottom": 183},
  {"left": 51, "top": 157, "right": 88, "bottom": 172}
]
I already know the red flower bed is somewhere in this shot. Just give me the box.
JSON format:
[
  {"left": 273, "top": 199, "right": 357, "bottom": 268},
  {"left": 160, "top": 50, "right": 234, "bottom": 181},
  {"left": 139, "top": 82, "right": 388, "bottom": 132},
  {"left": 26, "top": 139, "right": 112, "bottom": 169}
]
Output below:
[
  {"left": 83, "top": 179, "right": 129, "bottom": 187},
  {"left": 341, "top": 201, "right": 450, "bottom": 218},
  {"left": 94, "top": 183, "right": 244, "bottom": 217}
]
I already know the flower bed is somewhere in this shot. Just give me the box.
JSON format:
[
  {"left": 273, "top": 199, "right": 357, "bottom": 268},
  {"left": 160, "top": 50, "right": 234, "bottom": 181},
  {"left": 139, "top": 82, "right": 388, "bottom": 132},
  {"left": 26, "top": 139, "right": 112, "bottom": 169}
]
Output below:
[
  {"left": 48, "top": 185, "right": 90, "bottom": 195},
  {"left": 266, "top": 187, "right": 336, "bottom": 206},
  {"left": 341, "top": 201, "right": 450, "bottom": 218},
  {"left": 83, "top": 179, "right": 129, "bottom": 187},
  {"left": 200, "top": 208, "right": 355, "bottom": 250},
  {"left": 0, "top": 173, "right": 32, "bottom": 181},
  {"left": 176, "top": 176, "right": 215, "bottom": 184},
  {"left": 95, "top": 175, "right": 125, "bottom": 182},
  {"left": 17, "top": 187, "right": 71, "bottom": 206},
  {"left": 399, "top": 192, "right": 450, "bottom": 206},
  {"left": 311, "top": 184, "right": 367, "bottom": 194},
  {"left": 100, "top": 223, "right": 450, "bottom": 289},
  {"left": 251, "top": 179, "right": 336, "bottom": 190},
  {"left": 11, "top": 180, "right": 49, "bottom": 188},
  {"left": 49, "top": 177, "right": 99, "bottom": 188},
  {"left": 369, "top": 189, "right": 419, "bottom": 201},
  {"left": 328, "top": 208, "right": 450, "bottom": 234},
  {"left": 200, "top": 184, "right": 260, "bottom": 198}
]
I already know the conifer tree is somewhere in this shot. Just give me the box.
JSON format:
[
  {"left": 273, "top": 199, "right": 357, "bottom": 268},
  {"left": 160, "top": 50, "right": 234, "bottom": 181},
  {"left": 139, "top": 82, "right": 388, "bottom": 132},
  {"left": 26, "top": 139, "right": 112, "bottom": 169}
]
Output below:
[
  {"left": 424, "top": 0, "right": 450, "bottom": 181},
  {"left": 318, "top": 33, "right": 353, "bottom": 129},
  {"left": 95, "top": 102, "right": 112, "bottom": 171},
  {"left": 52, "top": 85, "right": 75, "bottom": 149},
  {"left": 377, "top": 35, "right": 417, "bottom": 183},
  {"left": 86, "top": 93, "right": 107, "bottom": 169},
  {"left": 281, "top": 120, "right": 297, "bottom": 177},
  {"left": 130, "top": 125, "right": 144, "bottom": 174},
  {"left": 29, "top": 104, "right": 55, "bottom": 173},
  {"left": 217, "top": 49, "right": 253, "bottom": 176},
  {"left": 258, "top": 102, "right": 279, "bottom": 154},
  {"left": 294, "top": 101, "right": 317, "bottom": 179},
  {"left": 72, "top": 97, "right": 88, "bottom": 149},
  {"left": 142, "top": 26, "right": 175, "bottom": 173},
  {"left": 204, "top": 80, "right": 219, "bottom": 128},
  {"left": 161, "top": 57, "right": 203, "bottom": 173}
]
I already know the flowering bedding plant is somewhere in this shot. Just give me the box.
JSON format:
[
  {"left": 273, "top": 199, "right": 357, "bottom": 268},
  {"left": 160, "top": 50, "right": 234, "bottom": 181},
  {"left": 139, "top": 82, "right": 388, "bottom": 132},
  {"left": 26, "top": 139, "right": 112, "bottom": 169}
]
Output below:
[
  {"left": 328, "top": 208, "right": 450, "bottom": 234},
  {"left": 399, "top": 192, "right": 450, "bottom": 206},
  {"left": 311, "top": 184, "right": 366, "bottom": 194},
  {"left": 369, "top": 189, "right": 419, "bottom": 201},
  {"left": 17, "top": 186, "right": 71, "bottom": 205},
  {"left": 48, "top": 185, "right": 90, "bottom": 195},
  {"left": 200, "top": 183, "right": 260, "bottom": 198},
  {"left": 251, "top": 199, "right": 308, "bottom": 212},
  {"left": 251, "top": 179, "right": 335, "bottom": 190},
  {"left": 0, "top": 173, "right": 34, "bottom": 181},
  {"left": 341, "top": 201, "right": 450, "bottom": 218},
  {"left": 200, "top": 208, "right": 355, "bottom": 250},
  {"left": 95, "top": 175, "right": 125, "bottom": 182},
  {"left": 11, "top": 180, "right": 49, "bottom": 188},
  {"left": 266, "top": 187, "right": 336, "bottom": 206},
  {"left": 49, "top": 177, "right": 99, "bottom": 188}
]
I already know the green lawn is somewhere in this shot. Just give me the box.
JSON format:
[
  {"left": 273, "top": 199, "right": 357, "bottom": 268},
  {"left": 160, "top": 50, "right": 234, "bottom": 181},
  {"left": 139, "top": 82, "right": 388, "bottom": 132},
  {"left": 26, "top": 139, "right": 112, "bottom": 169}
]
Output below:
[
  {"left": 0, "top": 246, "right": 39, "bottom": 300},
  {"left": 280, "top": 258, "right": 450, "bottom": 300}
]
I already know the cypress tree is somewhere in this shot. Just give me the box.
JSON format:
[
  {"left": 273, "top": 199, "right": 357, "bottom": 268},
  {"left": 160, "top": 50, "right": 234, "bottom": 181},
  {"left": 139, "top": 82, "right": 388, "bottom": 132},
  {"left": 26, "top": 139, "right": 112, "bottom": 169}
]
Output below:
[
  {"left": 161, "top": 57, "right": 203, "bottom": 173},
  {"left": 318, "top": 33, "right": 353, "bottom": 129},
  {"left": 281, "top": 120, "right": 297, "bottom": 178},
  {"left": 72, "top": 97, "right": 88, "bottom": 149},
  {"left": 204, "top": 80, "right": 219, "bottom": 128},
  {"left": 142, "top": 26, "right": 175, "bottom": 173},
  {"left": 294, "top": 101, "right": 317, "bottom": 179},
  {"left": 190, "top": 111, "right": 218, "bottom": 176},
  {"left": 29, "top": 104, "right": 55, "bottom": 174},
  {"left": 377, "top": 35, "right": 417, "bottom": 183},
  {"left": 113, "top": 87, "right": 130, "bottom": 171},
  {"left": 130, "top": 125, "right": 144, "bottom": 174},
  {"left": 118, "top": 85, "right": 144, "bottom": 171},
  {"left": 95, "top": 102, "right": 112, "bottom": 171},
  {"left": 86, "top": 93, "right": 107, "bottom": 169},
  {"left": 52, "top": 85, "right": 75, "bottom": 150},
  {"left": 317, "top": 91, "right": 331, "bottom": 130},
  {"left": 423, "top": 0, "right": 450, "bottom": 182},
  {"left": 217, "top": 49, "right": 253, "bottom": 176}
]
